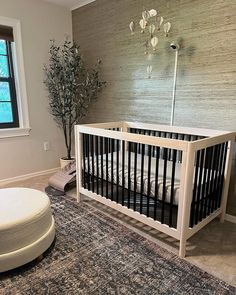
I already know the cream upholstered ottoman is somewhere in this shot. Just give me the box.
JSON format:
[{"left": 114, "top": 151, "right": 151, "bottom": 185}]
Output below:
[{"left": 0, "top": 188, "right": 55, "bottom": 272}]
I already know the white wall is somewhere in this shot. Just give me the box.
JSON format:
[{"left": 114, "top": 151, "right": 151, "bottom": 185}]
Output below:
[{"left": 0, "top": 0, "right": 72, "bottom": 180}]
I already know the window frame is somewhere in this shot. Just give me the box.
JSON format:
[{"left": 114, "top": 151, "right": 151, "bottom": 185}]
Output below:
[
  {"left": 0, "top": 39, "right": 19, "bottom": 128},
  {"left": 0, "top": 16, "right": 30, "bottom": 138}
]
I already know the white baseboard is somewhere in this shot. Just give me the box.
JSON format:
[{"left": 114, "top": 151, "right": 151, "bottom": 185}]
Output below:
[
  {"left": 0, "top": 167, "right": 60, "bottom": 186},
  {"left": 225, "top": 214, "right": 236, "bottom": 224}
]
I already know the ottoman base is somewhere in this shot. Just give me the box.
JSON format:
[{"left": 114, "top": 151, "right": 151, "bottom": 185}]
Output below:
[
  {"left": 0, "top": 217, "right": 55, "bottom": 273},
  {"left": 0, "top": 188, "right": 56, "bottom": 273}
]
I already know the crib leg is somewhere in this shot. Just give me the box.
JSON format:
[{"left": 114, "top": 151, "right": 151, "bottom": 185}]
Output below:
[
  {"left": 179, "top": 238, "right": 186, "bottom": 258},
  {"left": 77, "top": 190, "right": 81, "bottom": 203},
  {"left": 220, "top": 139, "right": 234, "bottom": 223},
  {"left": 220, "top": 210, "right": 226, "bottom": 223},
  {"left": 75, "top": 128, "right": 82, "bottom": 204}
]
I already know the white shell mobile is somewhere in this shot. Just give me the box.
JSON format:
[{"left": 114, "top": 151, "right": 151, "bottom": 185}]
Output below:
[
  {"left": 149, "top": 24, "right": 156, "bottom": 35},
  {"left": 151, "top": 37, "right": 158, "bottom": 49},
  {"left": 139, "top": 19, "right": 147, "bottom": 33},
  {"left": 149, "top": 9, "right": 157, "bottom": 17},
  {"left": 156, "top": 16, "right": 163, "bottom": 31},
  {"left": 159, "top": 16, "right": 164, "bottom": 27},
  {"left": 142, "top": 10, "right": 150, "bottom": 21},
  {"left": 163, "top": 22, "right": 171, "bottom": 36},
  {"left": 129, "top": 21, "right": 135, "bottom": 34}
]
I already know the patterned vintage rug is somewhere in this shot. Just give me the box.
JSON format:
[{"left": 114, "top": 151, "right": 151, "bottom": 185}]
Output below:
[{"left": 0, "top": 195, "right": 235, "bottom": 295}]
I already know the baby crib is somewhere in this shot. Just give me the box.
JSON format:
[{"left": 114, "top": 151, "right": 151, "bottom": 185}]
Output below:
[{"left": 75, "top": 121, "right": 235, "bottom": 257}]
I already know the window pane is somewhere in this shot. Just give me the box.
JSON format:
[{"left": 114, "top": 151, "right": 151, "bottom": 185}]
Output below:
[
  {"left": 0, "top": 55, "right": 9, "bottom": 77},
  {"left": 0, "top": 102, "right": 13, "bottom": 123},
  {"left": 0, "top": 40, "right": 7, "bottom": 55},
  {"left": 0, "top": 82, "right": 11, "bottom": 101}
]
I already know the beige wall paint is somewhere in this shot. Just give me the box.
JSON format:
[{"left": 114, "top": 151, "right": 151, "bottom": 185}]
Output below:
[
  {"left": 0, "top": 0, "right": 72, "bottom": 180},
  {"left": 72, "top": 0, "right": 236, "bottom": 215}
]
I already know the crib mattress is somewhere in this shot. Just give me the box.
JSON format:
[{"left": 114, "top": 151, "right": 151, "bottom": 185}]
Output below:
[
  {"left": 86, "top": 151, "right": 182, "bottom": 205},
  {"left": 0, "top": 188, "right": 54, "bottom": 256}
]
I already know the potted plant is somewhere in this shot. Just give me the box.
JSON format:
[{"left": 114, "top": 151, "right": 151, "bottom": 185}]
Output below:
[{"left": 44, "top": 38, "right": 105, "bottom": 168}]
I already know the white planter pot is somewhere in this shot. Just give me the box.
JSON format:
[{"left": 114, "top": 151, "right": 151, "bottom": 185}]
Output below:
[{"left": 60, "top": 157, "right": 75, "bottom": 169}]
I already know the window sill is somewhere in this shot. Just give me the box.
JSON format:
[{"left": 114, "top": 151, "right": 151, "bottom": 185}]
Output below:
[{"left": 0, "top": 127, "right": 31, "bottom": 139}]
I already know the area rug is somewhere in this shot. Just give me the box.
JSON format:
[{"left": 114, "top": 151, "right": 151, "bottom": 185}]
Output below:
[{"left": 0, "top": 195, "right": 235, "bottom": 295}]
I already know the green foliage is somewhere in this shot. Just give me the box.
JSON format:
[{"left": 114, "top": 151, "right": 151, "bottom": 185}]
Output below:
[{"left": 44, "top": 38, "right": 106, "bottom": 159}]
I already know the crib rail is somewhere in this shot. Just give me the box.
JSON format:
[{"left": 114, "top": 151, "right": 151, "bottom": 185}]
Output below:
[
  {"left": 125, "top": 121, "right": 230, "bottom": 138},
  {"left": 128, "top": 127, "right": 205, "bottom": 141}
]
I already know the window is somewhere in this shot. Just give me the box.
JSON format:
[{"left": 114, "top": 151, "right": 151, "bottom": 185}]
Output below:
[
  {"left": 0, "top": 26, "right": 19, "bottom": 128},
  {"left": 0, "top": 17, "right": 30, "bottom": 138}
]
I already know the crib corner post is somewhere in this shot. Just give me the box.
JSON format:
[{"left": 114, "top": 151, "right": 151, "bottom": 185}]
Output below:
[
  {"left": 121, "top": 121, "right": 129, "bottom": 152},
  {"left": 75, "top": 125, "right": 83, "bottom": 203},
  {"left": 220, "top": 138, "right": 234, "bottom": 223},
  {"left": 121, "top": 121, "right": 128, "bottom": 133},
  {"left": 179, "top": 238, "right": 186, "bottom": 258},
  {"left": 177, "top": 142, "right": 195, "bottom": 258}
]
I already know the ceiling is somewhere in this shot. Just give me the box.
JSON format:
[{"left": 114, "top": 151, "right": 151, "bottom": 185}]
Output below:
[{"left": 43, "top": 0, "right": 95, "bottom": 10}]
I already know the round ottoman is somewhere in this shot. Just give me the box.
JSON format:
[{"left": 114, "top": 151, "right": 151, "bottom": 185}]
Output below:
[{"left": 0, "top": 188, "right": 55, "bottom": 272}]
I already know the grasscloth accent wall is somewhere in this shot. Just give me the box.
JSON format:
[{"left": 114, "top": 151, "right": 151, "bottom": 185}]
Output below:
[{"left": 72, "top": 0, "right": 236, "bottom": 216}]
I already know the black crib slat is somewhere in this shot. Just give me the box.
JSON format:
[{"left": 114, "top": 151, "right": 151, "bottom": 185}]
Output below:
[
  {"left": 210, "top": 144, "right": 219, "bottom": 212},
  {"left": 152, "top": 132, "right": 156, "bottom": 157},
  {"left": 169, "top": 149, "right": 177, "bottom": 227},
  {"left": 127, "top": 142, "right": 131, "bottom": 208},
  {"left": 91, "top": 135, "right": 95, "bottom": 193},
  {"left": 108, "top": 135, "right": 110, "bottom": 154},
  {"left": 122, "top": 140, "right": 125, "bottom": 206},
  {"left": 138, "top": 129, "right": 142, "bottom": 154},
  {"left": 134, "top": 142, "right": 138, "bottom": 211},
  {"left": 105, "top": 137, "right": 109, "bottom": 198},
  {"left": 82, "top": 134, "right": 87, "bottom": 189},
  {"left": 147, "top": 145, "right": 152, "bottom": 217},
  {"left": 207, "top": 146, "right": 216, "bottom": 216},
  {"left": 203, "top": 147, "right": 212, "bottom": 218},
  {"left": 200, "top": 147, "right": 209, "bottom": 221},
  {"left": 190, "top": 150, "right": 201, "bottom": 227},
  {"left": 217, "top": 142, "right": 228, "bottom": 208},
  {"left": 161, "top": 148, "right": 168, "bottom": 224},
  {"left": 95, "top": 136, "right": 99, "bottom": 194},
  {"left": 214, "top": 143, "right": 224, "bottom": 210},
  {"left": 116, "top": 139, "right": 119, "bottom": 203},
  {"left": 86, "top": 134, "right": 91, "bottom": 191},
  {"left": 212, "top": 144, "right": 222, "bottom": 210},
  {"left": 154, "top": 146, "right": 160, "bottom": 221},
  {"left": 167, "top": 133, "right": 172, "bottom": 160},
  {"left": 140, "top": 144, "right": 145, "bottom": 214},
  {"left": 111, "top": 138, "right": 114, "bottom": 201},
  {"left": 100, "top": 137, "right": 104, "bottom": 197},
  {"left": 195, "top": 149, "right": 205, "bottom": 224}
]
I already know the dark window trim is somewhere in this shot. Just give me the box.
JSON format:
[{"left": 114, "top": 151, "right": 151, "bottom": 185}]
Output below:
[{"left": 0, "top": 40, "right": 19, "bottom": 129}]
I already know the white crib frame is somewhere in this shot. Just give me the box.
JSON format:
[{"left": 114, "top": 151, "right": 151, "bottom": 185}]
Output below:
[{"left": 75, "top": 121, "right": 235, "bottom": 257}]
